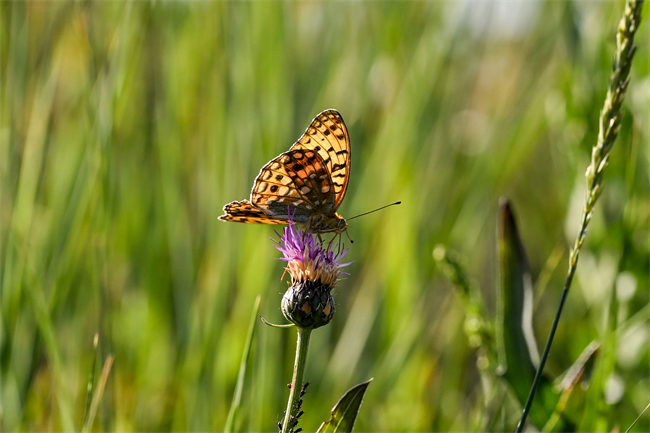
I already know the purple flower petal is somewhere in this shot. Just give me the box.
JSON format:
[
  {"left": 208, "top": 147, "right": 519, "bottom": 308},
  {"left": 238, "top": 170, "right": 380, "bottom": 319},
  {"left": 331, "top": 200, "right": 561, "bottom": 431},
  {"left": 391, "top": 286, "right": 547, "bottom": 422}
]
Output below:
[{"left": 272, "top": 214, "right": 353, "bottom": 286}]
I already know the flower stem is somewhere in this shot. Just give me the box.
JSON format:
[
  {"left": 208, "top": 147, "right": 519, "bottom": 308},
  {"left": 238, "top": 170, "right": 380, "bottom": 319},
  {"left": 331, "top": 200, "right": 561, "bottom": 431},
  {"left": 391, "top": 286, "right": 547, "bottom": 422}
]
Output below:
[
  {"left": 515, "top": 0, "right": 644, "bottom": 431},
  {"left": 282, "top": 326, "right": 312, "bottom": 433}
]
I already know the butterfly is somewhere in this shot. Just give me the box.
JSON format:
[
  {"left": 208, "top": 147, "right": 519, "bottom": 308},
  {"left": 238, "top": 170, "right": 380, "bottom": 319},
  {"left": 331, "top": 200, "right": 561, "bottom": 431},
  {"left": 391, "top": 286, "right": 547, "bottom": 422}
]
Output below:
[{"left": 219, "top": 109, "right": 351, "bottom": 234}]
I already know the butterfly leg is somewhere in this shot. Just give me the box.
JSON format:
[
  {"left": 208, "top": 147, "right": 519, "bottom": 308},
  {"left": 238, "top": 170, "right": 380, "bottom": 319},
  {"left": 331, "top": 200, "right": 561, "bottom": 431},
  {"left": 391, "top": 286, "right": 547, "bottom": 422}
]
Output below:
[{"left": 327, "top": 233, "right": 340, "bottom": 253}]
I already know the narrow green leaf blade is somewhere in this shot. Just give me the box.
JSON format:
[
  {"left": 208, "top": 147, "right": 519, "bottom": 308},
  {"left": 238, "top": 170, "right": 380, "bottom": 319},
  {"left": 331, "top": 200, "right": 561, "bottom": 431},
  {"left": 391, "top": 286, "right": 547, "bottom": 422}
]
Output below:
[
  {"left": 498, "top": 200, "right": 560, "bottom": 428},
  {"left": 498, "top": 200, "right": 538, "bottom": 389},
  {"left": 317, "top": 379, "right": 372, "bottom": 433},
  {"left": 224, "top": 295, "right": 261, "bottom": 433}
]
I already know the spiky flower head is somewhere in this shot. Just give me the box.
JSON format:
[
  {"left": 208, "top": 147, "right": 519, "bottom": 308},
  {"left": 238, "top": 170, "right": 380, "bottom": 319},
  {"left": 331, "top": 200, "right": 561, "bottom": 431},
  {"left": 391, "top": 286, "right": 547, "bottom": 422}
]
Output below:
[{"left": 273, "top": 219, "right": 351, "bottom": 329}]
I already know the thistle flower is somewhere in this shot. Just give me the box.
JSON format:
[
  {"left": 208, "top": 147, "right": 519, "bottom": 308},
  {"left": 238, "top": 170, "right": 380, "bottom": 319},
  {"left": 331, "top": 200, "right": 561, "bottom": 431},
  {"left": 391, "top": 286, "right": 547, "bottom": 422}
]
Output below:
[{"left": 273, "top": 219, "right": 351, "bottom": 329}]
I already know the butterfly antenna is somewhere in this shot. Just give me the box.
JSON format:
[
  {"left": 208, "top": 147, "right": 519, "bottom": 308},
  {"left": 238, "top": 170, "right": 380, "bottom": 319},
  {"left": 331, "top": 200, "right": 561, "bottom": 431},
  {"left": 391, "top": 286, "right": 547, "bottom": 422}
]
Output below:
[{"left": 347, "top": 201, "right": 401, "bottom": 221}]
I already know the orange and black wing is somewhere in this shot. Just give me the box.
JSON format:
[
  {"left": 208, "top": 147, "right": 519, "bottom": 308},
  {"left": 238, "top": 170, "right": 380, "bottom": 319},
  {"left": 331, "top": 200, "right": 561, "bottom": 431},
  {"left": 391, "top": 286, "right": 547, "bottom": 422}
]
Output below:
[
  {"left": 249, "top": 149, "right": 335, "bottom": 222},
  {"left": 219, "top": 200, "right": 288, "bottom": 225},
  {"left": 290, "top": 109, "right": 350, "bottom": 210},
  {"left": 219, "top": 109, "right": 351, "bottom": 228}
]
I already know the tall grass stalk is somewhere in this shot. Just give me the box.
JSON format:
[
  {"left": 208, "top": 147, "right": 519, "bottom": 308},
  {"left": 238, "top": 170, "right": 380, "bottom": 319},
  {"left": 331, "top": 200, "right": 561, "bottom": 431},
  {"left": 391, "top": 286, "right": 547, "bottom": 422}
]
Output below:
[
  {"left": 82, "top": 354, "right": 114, "bottom": 433},
  {"left": 516, "top": 0, "right": 645, "bottom": 430},
  {"left": 224, "top": 296, "right": 261, "bottom": 433}
]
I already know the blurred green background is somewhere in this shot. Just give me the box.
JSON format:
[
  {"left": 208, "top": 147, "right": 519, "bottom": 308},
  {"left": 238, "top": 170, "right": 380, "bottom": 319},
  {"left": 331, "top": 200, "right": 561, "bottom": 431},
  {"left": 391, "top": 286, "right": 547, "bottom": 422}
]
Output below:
[{"left": 1, "top": 1, "right": 648, "bottom": 431}]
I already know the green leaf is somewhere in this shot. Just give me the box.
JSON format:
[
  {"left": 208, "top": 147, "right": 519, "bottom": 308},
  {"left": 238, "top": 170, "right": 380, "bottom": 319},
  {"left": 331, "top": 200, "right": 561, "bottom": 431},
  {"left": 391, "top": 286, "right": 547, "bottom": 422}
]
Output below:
[
  {"left": 498, "top": 200, "right": 560, "bottom": 428},
  {"left": 316, "top": 379, "right": 372, "bottom": 433},
  {"left": 497, "top": 200, "right": 537, "bottom": 387}
]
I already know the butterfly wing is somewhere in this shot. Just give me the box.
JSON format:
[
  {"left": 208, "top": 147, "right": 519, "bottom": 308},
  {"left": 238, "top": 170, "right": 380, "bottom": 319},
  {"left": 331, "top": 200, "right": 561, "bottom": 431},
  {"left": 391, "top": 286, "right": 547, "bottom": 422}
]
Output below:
[
  {"left": 290, "top": 109, "right": 350, "bottom": 210},
  {"left": 219, "top": 200, "right": 288, "bottom": 225},
  {"left": 220, "top": 109, "right": 350, "bottom": 231},
  {"left": 250, "top": 149, "right": 336, "bottom": 222}
]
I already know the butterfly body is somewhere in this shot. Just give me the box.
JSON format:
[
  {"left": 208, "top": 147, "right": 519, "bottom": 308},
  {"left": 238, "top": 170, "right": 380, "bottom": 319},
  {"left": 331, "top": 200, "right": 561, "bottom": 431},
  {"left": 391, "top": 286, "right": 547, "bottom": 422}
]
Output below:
[{"left": 219, "top": 109, "right": 351, "bottom": 234}]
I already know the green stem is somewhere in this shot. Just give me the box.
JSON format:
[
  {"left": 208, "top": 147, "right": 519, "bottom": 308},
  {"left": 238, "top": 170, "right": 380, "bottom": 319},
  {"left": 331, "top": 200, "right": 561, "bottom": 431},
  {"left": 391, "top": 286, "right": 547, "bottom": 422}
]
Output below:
[{"left": 282, "top": 326, "right": 312, "bottom": 433}]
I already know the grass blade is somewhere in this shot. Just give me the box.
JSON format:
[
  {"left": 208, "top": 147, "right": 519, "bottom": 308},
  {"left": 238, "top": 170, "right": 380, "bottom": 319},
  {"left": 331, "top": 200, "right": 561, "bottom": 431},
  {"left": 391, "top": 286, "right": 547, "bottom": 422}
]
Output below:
[
  {"left": 498, "top": 200, "right": 559, "bottom": 429},
  {"left": 224, "top": 295, "right": 261, "bottom": 433},
  {"left": 542, "top": 342, "right": 599, "bottom": 432},
  {"left": 82, "top": 354, "right": 114, "bottom": 433},
  {"left": 82, "top": 334, "right": 100, "bottom": 428},
  {"left": 623, "top": 402, "right": 650, "bottom": 433},
  {"left": 498, "top": 200, "right": 538, "bottom": 380}
]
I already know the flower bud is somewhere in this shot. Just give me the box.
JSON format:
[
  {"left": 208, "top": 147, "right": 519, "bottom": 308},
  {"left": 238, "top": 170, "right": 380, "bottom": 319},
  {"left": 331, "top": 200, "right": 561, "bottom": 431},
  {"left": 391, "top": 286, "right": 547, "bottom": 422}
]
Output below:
[
  {"left": 281, "top": 280, "right": 335, "bottom": 329},
  {"left": 273, "top": 215, "right": 351, "bottom": 329}
]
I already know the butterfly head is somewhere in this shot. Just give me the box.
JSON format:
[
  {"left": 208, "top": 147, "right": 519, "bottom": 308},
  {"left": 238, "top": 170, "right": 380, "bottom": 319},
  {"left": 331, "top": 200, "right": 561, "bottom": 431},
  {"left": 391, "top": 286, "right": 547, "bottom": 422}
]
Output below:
[{"left": 332, "top": 214, "right": 349, "bottom": 234}]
